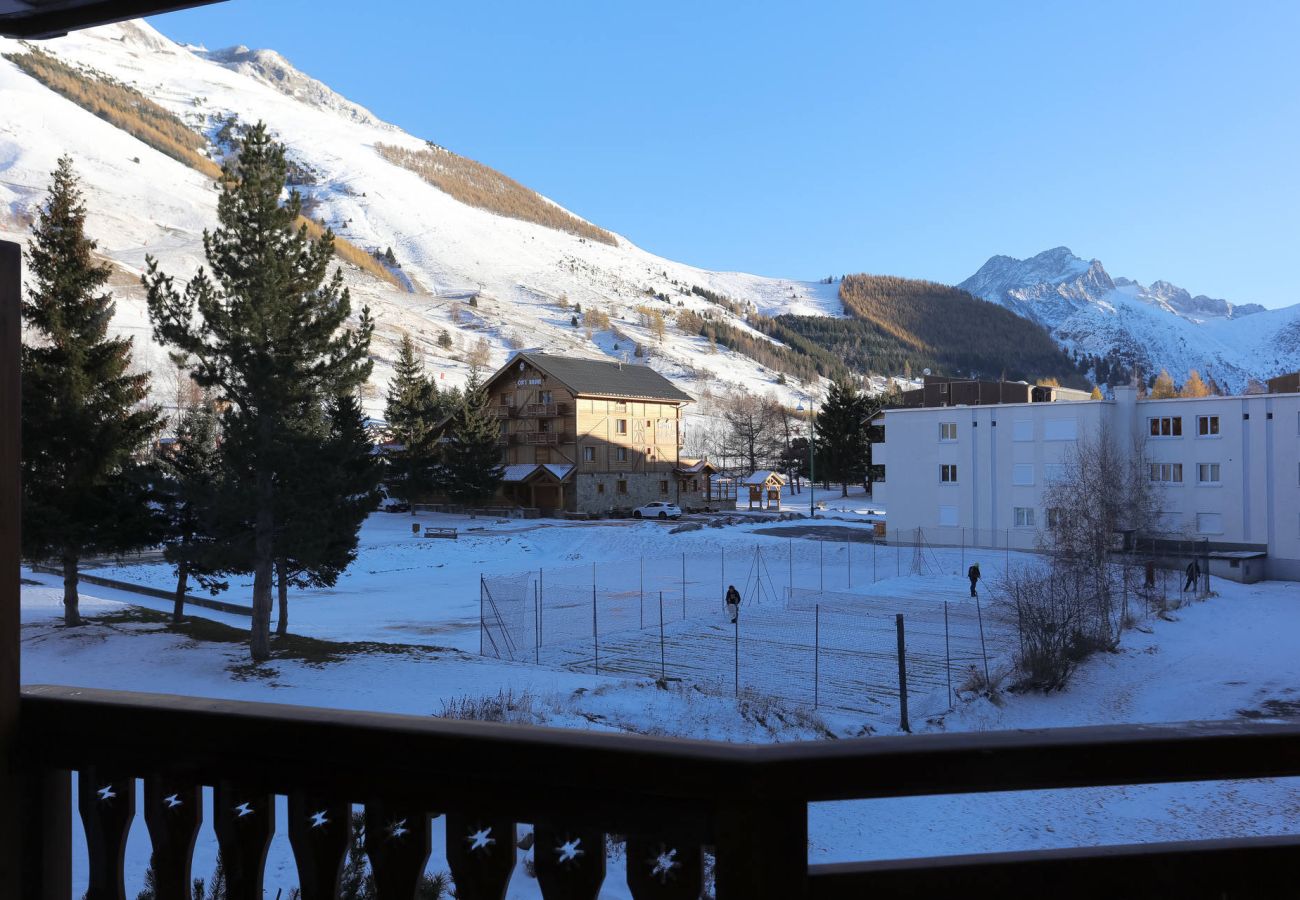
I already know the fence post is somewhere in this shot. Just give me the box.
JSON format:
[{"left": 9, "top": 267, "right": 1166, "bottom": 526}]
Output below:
[
  {"left": 539, "top": 568, "right": 544, "bottom": 645},
  {"left": 789, "top": 538, "right": 793, "bottom": 596},
  {"left": 639, "top": 556, "right": 644, "bottom": 630},
  {"left": 682, "top": 552, "right": 686, "bottom": 620},
  {"left": 975, "top": 594, "right": 991, "bottom": 686},
  {"left": 961, "top": 528, "right": 965, "bottom": 571},
  {"left": 944, "top": 601, "right": 952, "bottom": 710},
  {"left": 734, "top": 615, "right": 739, "bottom": 698},
  {"left": 479, "top": 576, "right": 484, "bottom": 656},
  {"left": 873, "top": 539, "right": 877, "bottom": 583},
  {"left": 592, "top": 585, "right": 598, "bottom": 675},
  {"left": 534, "top": 581, "right": 540, "bottom": 664},
  {"left": 896, "top": 541, "right": 900, "bottom": 577},
  {"left": 846, "top": 535, "right": 851, "bottom": 589},
  {"left": 895, "top": 613, "right": 910, "bottom": 733},
  {"left": 659, "top": 591, "right": 665, "bottom": 680},
  {"left": 814, "top": 605, "right": 820, "bottom": 709}
]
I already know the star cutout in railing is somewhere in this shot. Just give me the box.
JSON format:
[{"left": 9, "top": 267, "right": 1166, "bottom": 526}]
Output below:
[
  {"left": 466, "top": 826, "right": 495, "bottom": 852},
  {"left": 389, "top": 818, "right": 409, "bottom": 840},
  {"left": 163, "top": 794, "right": 183, "bottom": 809},
  {"left": 310, "top": 810, "right": 330, "bottom": 829},
  {"left": 650, "top": 847, "right": 680, "bottom": 883},
  {"left": 234, "top": 802, "right": 255, "bottom": 818},
  {"left": 556, "top": 837, "right": 583, "bottom": 864},
  {"left": 96, "top": 785, "right": 116, "bottom": 802}
]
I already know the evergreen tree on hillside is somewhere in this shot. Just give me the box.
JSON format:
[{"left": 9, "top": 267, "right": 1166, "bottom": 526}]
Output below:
[
  {"left": 815, "top": 380, "right": 872, "bottom": 497},
  {"left": 155, "top": 398, "right": 227, "bottom": 623},
  {"left": 384, "top": 334, "right": 440, "bottom": 502},
  {"left": 273, "top": 393, "right": 381, "bottom": 635},
  {"left": 145, "top": 122, "right": 374, "bottom": 661},
  {"left": 21, "top": 156, "right": 163, "bottom": 625},
  {"left": 440, "top": 374, "right": 504, "bottom": 506}
]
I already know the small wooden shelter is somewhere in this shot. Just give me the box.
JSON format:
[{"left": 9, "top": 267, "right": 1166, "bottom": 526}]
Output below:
[{"left": 740, "top": 470, "right": 787, "bottom": 510}]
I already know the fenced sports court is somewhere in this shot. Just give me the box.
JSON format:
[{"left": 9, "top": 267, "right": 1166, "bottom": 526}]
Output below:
[{"left": 479, "top": 539, "right": 1017, "bottom": 725}]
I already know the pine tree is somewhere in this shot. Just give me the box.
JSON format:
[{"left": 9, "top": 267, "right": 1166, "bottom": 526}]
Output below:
[
  {"left": 21, "top": 156, "right": 163, "bottom": 625},
  {"left": 1150, "top": 369, "right": 1178, "bottom": 399},
  {"left": 815, "top": 380, "right": 872, "bottom": 497},
  {"left": 385, "top": 334, "right": 440, "bottom": 503},
  {"left": 437, "top": 329, "right": 453, "bottom": 349},
  {"left": 145, "top": 122, "right": 374, "bottom": 661},
  {"left": 383, "top": 246, "right": 397, "bottom": 266},
  {"left": 440, "top": 374, "right": 504, "bottom": 505},
  {"left": 273, "top": 393, "right": 381, "bottom": 635},
  {"left": 1089, "top": 385, "right": 1104, "bottom": 400},
  {"left": 155, "top": 398, "right": 227, "bottom": 623},
  {"left": 1180, "top": 369, "right": 1210, "bottom": 398}
]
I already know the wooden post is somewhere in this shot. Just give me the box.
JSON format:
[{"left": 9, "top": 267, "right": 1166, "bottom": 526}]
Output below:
[
  {"left": 714, "top": 797, "right": 807, "bottom": 899},
  {"left": 1, "top": 239, "right": 28, "bottom": 897},
  {"left": 896, "top": 613, "right": 910, "bottom": 733}
]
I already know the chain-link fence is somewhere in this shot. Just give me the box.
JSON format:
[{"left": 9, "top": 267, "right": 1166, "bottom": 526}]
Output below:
[{"left": 479, "top": 544, "right": 1018, "bottom": 724}]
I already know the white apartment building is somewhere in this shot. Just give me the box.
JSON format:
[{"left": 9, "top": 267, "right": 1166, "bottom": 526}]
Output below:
[{"left": 871, "top": 384, "right": 1300, "bottom": 581}]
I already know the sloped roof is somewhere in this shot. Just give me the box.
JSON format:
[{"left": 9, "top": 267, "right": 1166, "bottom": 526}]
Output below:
[
  {"left": 676, "top": 458, "right": 718, "bottom": 475},
  {"left": 740, "top": 470, "right": 787, "bottom": 485},
  {"left": 496, "top": 352, "right": 693, "bottom": 404},
  {"left": 501, "top": 463, "right": 575, "bottom": 484},
  {"left": 0, "top": 1, "right": 226, "bottom": 38}
]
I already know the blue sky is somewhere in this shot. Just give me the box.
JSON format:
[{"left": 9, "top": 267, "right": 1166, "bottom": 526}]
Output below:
[{"left": 153, "top": 1, "right": 1299, "bottom": 308}]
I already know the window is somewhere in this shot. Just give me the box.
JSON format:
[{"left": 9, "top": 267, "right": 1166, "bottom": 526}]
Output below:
[
  {"left": 1047, "top": 507, "right": 1064, "bottom": 529},
  {"left": 1013, "top": 507, "right": 1036, "bottom": 528},
  {"left": 1149, "top": 463, "right": 1183, "bottom": 483},
  {"left": 1044, "top": 464, "right": 1067, "bottom": 484},
  {"left": 616, "top": 447, "right": 629, "bottom": 462},
  {"left": 617, "top": 480, "right": 628, "bottom": 494},
  {"left": 582, "top": 446, "right": 595, "bottom": 462},
  {"left": 539, "top": 390, "right": 553, "bottom": 404},
  {"left": 616, "top": 419, "right": 628, "bottom": 435},
  {"left": 1197, "top": 463, "right": 1221, "bottom": 484},
  {"left": 1197, "top": 415, "right": 1219, "bottom": 436},
  {"left": 1149, "top": 416, "right": 1183, "bottom": 437},
  {"left": 597, "top": 482, "right": 606, "bottom": 494},
  {"left": 1196, "top": 513, "right": 1223, "bottom": 534},
  {"left": 1012, "top": 464, "right": 1034, "bottom": 486},
  {"left": 1044, "top": 418, "right": 1078, "bottom": 441},
  {"left": 616, "top": 400, "right": 628, "bottom": 410},
  {"left": 938, "top": 505, "right": 959, "bottom": 526},
  {"left": 1013, "top": 420, "right": 1033, "bottom": 442},
  {"left": 940, "top": 464, "right": 958, "bottom": 483},
  {"left": 940, "top": 422, "right": 957, "bottom": 441},
  {"left": 659, "top": 480, "right": 669, "bottom": 495}
]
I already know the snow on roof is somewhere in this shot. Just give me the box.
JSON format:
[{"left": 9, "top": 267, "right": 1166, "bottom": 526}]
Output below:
[
  {"left": 542, "top": 463, "right": 574, "bottom": 480},
  {"left": 501, "top": 464, "right": 538, "bottom": 483},
  {"left": 740, "top": 470, "right": 787, "bottom": 485},
  {"left": 502, "top": 463, "right": 575, "bottom": 483}
]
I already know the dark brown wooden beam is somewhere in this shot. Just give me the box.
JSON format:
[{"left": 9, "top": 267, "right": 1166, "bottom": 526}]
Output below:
[
  {"left": 1, "top": 239, "right": 22, "bottom": 897},
  {"left": 0, "top": 0, "right": 226, "bottom": 39},
  {"left": 808, "top": 834, "right": 1300, "bottom": 899}
]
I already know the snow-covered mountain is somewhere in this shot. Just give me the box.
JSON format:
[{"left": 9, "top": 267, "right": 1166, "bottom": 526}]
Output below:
[
  {"left": 0, "top": 19, "right": 846, "bottom": 434},
  {"left": 959, "top": 248, "right": 1300, "bottom": 391}
]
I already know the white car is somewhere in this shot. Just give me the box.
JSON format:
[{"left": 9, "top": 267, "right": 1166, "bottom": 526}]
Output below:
[{"left": 634, "top": 501, "right": 682, "bottom": 520}]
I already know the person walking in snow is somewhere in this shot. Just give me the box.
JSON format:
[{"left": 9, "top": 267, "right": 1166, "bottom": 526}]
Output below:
[
  {"left": 1184, "top": 559, "right": 1201, "bottom": 593},
  {"left": 967, "top": 563, "right": 981, "bottom": 598},
  {"left": 724, "top": 584, "right": 741, "bottom": 624}
]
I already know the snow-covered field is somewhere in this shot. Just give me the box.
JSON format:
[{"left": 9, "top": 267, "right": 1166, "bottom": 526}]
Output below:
[{"left": 20, "top": 510, "right": 1300, "bottom": 897}]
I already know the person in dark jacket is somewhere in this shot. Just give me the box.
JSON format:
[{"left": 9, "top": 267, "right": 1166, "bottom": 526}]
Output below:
[
  {"left": 724, "top": 584, "right": 741, "bottom": 623},
  {"left": 968, "top": 563, "right": 981, "bottom": 598},
  {"left": 1184, "top": 559, "right": 1201, "bottom": 593}
]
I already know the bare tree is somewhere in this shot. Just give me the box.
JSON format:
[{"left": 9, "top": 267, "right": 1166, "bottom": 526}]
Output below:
[{"left": 719, "top": 392, "right": 782, "bottom": 473}]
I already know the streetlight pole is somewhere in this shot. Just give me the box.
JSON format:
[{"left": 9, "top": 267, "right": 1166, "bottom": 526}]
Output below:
[{"left": 798, "top": 400, "right": 816, "bottom": 517}]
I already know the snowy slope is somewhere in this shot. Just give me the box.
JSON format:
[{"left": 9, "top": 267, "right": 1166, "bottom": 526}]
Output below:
[
  {"left": 0, "top": 20, "right": 843, "bottom": 426},
  {"left": 959, "top": 247, "right": 1300, "bottom": 391}
]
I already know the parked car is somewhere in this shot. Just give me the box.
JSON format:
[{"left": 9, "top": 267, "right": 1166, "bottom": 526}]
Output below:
[
  {"left": 378, "top": 488, "right": 410, "bottom": 513},
  {"left": 633, "top": 501, "right": 682, "bottom": 519}
]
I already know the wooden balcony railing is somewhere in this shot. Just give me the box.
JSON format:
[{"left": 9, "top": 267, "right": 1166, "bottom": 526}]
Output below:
[
  {"left": 17, "top": 685, "right": 1300, "bottom": 899},
  {"left": 523, "top": 403, "right": 570, "bottom": 418},
  {"left": 519, "top": 432, "right": 567, "bottom": 446},
  {"left": 489, "top": 405, "right": 512, "bottom": 418}
]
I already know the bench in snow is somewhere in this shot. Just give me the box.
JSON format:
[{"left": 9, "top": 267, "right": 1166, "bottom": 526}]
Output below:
[{"left": 424, "top": 527, "right": 458, "bottom": 540}]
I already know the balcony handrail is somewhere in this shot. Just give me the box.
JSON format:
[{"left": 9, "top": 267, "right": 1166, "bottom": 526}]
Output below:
[{"left": 19, "top": 685, "right": 1300, "bottom": 897}]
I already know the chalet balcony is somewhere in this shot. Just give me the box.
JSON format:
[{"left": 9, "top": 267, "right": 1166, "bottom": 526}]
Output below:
[
  {"left": 15, "top": 685, "right": 1300, "bottom": 899},
  {"left": 517, "top": 431, "right": 569, "bottom": 446},
  {"left": 524, "top": 402, "right": 570, "bottom": 418},
  {"left": 489, "top": 405, "right": 512, "bottom": 418}
]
